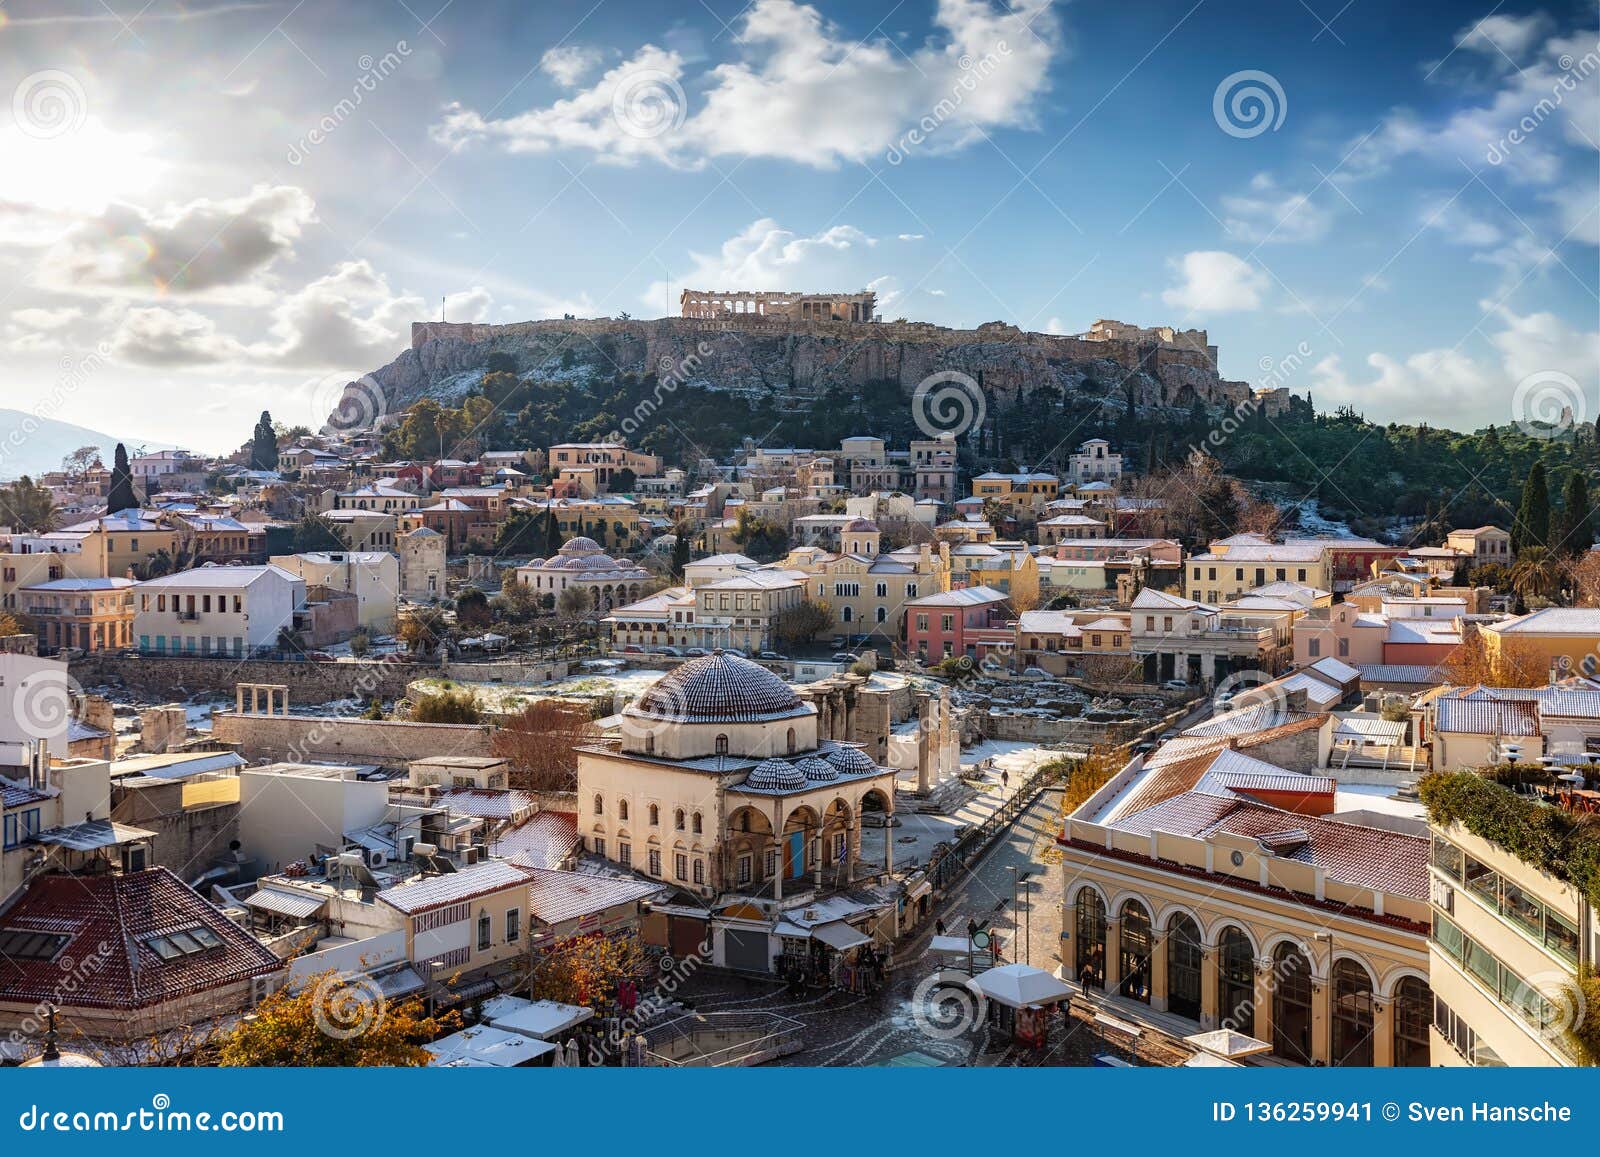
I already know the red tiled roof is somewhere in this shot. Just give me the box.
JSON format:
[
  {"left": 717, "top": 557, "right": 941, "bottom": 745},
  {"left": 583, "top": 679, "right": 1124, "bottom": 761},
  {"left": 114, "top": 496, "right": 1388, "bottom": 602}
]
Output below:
[
  {"left": 376, "top": 860, "right": 534, "bottom": 916},
  {"left": 0, "top": 868, "right": 282, "bottom": 1011}
]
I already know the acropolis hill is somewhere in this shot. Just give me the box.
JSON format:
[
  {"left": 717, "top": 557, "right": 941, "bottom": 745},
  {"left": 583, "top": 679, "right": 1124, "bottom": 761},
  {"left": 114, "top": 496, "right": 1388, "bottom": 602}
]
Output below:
[{"left": 362, "top": 298, "right": 1274, "bottom": 422}]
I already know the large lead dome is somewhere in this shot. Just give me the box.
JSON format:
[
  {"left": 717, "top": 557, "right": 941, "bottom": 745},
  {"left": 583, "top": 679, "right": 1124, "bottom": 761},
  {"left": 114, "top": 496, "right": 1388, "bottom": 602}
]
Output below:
[{"left": 632, "top": 652, "right": 808, "bottom": 723}]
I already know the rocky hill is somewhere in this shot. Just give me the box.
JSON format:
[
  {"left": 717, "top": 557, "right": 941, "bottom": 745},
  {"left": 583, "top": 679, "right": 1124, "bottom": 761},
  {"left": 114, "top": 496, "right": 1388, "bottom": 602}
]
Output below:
[{"left": 340, "top": 316, "right": 1262, "bottom": 428}]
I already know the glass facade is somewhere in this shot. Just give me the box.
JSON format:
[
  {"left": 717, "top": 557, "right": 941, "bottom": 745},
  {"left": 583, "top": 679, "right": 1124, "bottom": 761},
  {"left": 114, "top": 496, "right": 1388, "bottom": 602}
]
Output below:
[{"left": 1166, "top": 915, "right": 1203, "bottom": 1020}]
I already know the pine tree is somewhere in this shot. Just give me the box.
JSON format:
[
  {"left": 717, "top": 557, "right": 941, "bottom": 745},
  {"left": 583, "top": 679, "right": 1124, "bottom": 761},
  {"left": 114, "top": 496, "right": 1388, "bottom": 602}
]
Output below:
[
  {"left": 670, "top": 526, "right": 690, "bottom": 578},
  {"left": 1556, "top": 470, "right": 1593, "bottom": 556},
  {"left": 1512, "top": 461, "right": 1550, "bottom": 552},
  {"left": 106, "top": 443, "right": 137, "bottom": 513},
  {"left": 251, "top": 411, "right": 278, "bottom": 471}
]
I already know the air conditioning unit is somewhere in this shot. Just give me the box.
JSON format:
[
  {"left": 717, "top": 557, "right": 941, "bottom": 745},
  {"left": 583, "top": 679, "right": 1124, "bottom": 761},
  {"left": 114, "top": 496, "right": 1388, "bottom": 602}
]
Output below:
[
  {"left": 363, "top": 848, "right": 388, "bottom": 871},
  {"left": 461, "top": 846, "right": 481, "bottom": 865},
  {"left": 122, "top": 842, "right": 151, "bottom": 874}
]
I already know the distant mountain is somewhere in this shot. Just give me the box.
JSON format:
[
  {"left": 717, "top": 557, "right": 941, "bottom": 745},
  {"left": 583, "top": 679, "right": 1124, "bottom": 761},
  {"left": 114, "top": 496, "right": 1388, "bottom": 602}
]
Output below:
[{"left": 0, "top": 409, "right": 173, "bottom": 482}]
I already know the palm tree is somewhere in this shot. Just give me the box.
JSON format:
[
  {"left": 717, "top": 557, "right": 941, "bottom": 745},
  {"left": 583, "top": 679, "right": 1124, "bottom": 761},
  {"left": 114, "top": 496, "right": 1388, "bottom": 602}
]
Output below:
[{"left": 1510, "top": 547, "right": 1564, "bottom": 602}]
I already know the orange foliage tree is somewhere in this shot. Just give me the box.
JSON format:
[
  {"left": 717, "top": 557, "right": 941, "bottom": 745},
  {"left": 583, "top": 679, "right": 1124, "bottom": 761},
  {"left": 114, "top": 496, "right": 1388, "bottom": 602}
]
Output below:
[
  {"left": 217, "top": 972, "right": 459, "bottom": 1067},
  {"left": 491, "top": 699, "right": 597, "bottom": 793}
]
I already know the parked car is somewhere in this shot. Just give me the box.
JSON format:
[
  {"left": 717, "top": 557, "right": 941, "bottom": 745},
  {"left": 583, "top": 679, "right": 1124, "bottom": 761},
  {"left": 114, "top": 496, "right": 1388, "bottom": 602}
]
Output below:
[
  {"left": 621, "top": 645, "right": 644, "bottom": 654},
  {"left": 723, "top": 648, "right": 747, "bottom": 658},
  {"left": 758, "top": 650, "right": 785, "bottom": 661},
  {"left": 1161, "top": 679, "right": 1190, "bottom": 691},
  {"left": 831, "top": 652, "right": 856, "bottom": 664},
  {"left": 685, "top": 647, "right": 708, "bottom": 657},
  {"left": 653, "top": 645, "right": 682, "bottom": 656}
]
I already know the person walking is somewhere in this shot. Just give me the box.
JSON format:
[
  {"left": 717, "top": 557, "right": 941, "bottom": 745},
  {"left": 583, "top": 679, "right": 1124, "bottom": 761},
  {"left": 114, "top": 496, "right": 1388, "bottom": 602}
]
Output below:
[{"left": 935, "top": 917, "right": 946, "bottom": 937}]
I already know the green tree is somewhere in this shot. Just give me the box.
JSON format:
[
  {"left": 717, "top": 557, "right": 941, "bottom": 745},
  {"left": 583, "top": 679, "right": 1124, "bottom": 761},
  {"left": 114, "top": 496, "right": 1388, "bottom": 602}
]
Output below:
[
  {"left": 494, "top": 508, "right": 544, "bottom": 555},
  {"left": 1555, "top": 471, "right": 1594, "bottom": 556},
  {"left": 669, "top": 526, "right": 690, "bottom": 578},
  {"left": 1510, "top": 546, "right": 1564, "bottom": 602},
  {"left": 1512, "top": 462, "right": 1550, "bottom": 552},
  {"left": 251, "top": 411, "right": 278, "bottom": 471},
  {"left": 543, "top": 507, "right": 565, "bottom": 556},
  {"left": 774, "top": 599, "right": 834, "bottom": 645},
  {"left": 290, "top": 513, "right": 344, "bottom": 552},
  {"left": 0, "top": 476, "right": 58, "bottom": 532},
  {"left": 455, "top": 586, "right": 492, "bottom": 628},
  {"left": 106, "top": 443, "right": 137, "bottom": 513},
  {"left": 409, "top": 687, "right": 482, "bottom": 723}
]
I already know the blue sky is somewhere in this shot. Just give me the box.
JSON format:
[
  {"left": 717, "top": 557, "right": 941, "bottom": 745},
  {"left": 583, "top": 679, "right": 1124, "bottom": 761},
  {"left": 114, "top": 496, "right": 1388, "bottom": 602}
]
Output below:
[{"left": 1, "top": 0, "right": 1595, "bottom": 451}]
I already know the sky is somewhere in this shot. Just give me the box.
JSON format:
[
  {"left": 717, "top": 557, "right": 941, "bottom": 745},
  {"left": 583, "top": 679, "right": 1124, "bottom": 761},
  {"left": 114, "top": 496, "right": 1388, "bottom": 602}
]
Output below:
[{"left": 0, "top": 0, "right": 1596, "bottom": 453}]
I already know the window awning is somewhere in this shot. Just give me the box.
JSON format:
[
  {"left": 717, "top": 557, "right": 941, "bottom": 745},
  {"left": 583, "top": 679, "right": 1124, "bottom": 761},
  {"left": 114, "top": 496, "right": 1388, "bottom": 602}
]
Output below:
[
  {"left": 812, "top": 921, "right": 871, "bottom": 952},
  {"left": 244, "top": 888, "right": 326, "bottom": 920}
]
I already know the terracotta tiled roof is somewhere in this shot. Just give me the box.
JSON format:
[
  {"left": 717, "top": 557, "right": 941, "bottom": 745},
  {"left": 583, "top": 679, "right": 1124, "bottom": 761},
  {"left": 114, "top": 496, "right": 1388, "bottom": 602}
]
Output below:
[
  {"left": 523, "top": 869, "right": 661, "bottom": 926},
  {"left": 377, "top": 860, "right": 533, "bottom": 916},
  {"left": 489, "top": 811, "right": 580, "bottom": 870},
  {"left": 0, "top": 869, "right": 282, "bottom": 1011}
]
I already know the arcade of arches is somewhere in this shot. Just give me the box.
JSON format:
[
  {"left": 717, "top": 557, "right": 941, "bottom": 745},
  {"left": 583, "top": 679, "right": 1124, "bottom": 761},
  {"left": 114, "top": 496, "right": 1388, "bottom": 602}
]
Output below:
[{"left": 1067, "top": 888, "right": 1431, "bottom": 1067}]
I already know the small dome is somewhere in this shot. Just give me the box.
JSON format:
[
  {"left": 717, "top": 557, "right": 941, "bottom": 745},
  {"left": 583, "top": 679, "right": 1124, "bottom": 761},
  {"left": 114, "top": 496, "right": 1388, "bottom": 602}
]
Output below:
[
  {"left": 560, "top": 536, "right": 603, "bottom": 554},
  {"left": 631, "top": 652, "right": 808, "bottom": 724},
  {"left": 747, "top": 758, "right": 806, "bottom": 791},
  {"left": 823, "top": 745, "right": 879, "bottom": 776},
  {"left": 845, "top": 518, "right": 879, "bottom": 533},
  {"left": 795, "top": 756, "right": 838, "bottom": 782}
]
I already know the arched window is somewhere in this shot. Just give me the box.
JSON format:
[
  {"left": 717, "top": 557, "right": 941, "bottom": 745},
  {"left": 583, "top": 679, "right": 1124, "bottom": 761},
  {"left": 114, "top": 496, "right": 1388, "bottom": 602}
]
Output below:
[
  {"left": 648, "top": 804, "right": 659, "bottom": 826},
  {"left": 1074, "top": 889, "right": 1106, "bottom": 989},
  {"left": 692, "top": 812, "right": 703, "bottom": 834},
  {"left": 593, "top": 793, "right": 604, "bottom": 815},
  {"left": 1393, "top": 975, "right": 1431, "bottom": 1067},
  {"left": 1270, "top": 942, "right": 1313, "bottom": 1064},
  {"left": 842, "top": 605, "right": 853, "bottom": 622},
  {"left": 1166, "top": 914, "right": 1202, "bottom": 1020},
  {"left": 1331, "top": 959, "right": 1375, "bottom": 1066},
  {"left": 1117, "top": 901, "right": 1152, "bottom": 1003},
  {"left": 1216, "top": 927, "right": 1255, "bottom": 1035},
  {"left": 618, "top": 799, "right": 629, "bottom": 821},
  {"left": 715, "top": 734, "right": 729, "bottom": 755},
  {"left": 674, "top": 809, "right": 685, "bottom": 831},
  {"left": 876, "top": 606, "right": 887, "bottom": 623},
  {"left": 786, "top": 727, "right": 796, "bottom": 754}
]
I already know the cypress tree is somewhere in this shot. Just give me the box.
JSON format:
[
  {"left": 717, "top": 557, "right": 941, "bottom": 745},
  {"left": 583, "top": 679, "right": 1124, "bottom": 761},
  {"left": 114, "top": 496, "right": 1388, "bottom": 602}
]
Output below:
[
  {"left": 106, "top": 443, "right": 137, "bottom": 513},
  {"left": 542, "top": 506, "right": 564, "bottom": 556},
  {"left": 1512, "top": 462, "right": 1550, "bottom": 552},
  {"left": 670, "top": 526, "right": 690, "bottom": 578},
  {"left": 251, "top": 411, "right": 278, "bottom": 471},
  {"left": 1557, "top": 471, "right": 1593, "bottom": 556}
]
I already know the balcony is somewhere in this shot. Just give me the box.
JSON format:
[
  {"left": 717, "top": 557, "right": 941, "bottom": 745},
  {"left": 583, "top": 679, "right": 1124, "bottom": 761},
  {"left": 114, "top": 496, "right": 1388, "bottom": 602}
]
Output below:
[{"left": 175, "top": 610, "right": 199, "bottom": 622}]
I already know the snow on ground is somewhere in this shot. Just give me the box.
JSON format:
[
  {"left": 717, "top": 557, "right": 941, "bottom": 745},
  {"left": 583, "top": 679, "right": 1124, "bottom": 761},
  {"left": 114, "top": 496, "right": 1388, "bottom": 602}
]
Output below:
[
  {"left": 414, "top": 666, "right": 667, "bottom": 712},
  {"left": 1333, "top": 783, "right": 1427, "bottom": 821}
]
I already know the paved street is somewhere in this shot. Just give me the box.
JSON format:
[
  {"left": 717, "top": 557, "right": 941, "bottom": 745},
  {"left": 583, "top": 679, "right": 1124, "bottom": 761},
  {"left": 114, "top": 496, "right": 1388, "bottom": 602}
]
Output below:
[{"left": 673, "top": 785, "right": 1157, "bottom": 1066}]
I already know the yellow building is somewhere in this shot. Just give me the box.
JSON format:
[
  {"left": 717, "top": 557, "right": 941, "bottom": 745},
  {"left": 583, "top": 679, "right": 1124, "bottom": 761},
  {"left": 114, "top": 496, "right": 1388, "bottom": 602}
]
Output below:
[
  {"left": 784, "top": 533, "right": 951, "bottom": 638},
  {"left": 19, "top": 577, "right": 137, "bottom": 653},
  {"left": 47, "top": 513, "right": 179, "bottom": 578},
  {"left": 1059, "top": 741, "right": 1433, "bottom": 1066},
  {"left": 1, "top": 551, "right": 102, "bottom": 614},
  {"left": 1480, "top": 608, "right": 1600, "bottom": 680},
  {"left": 1187, "top": 535, "right": 1331, "bottom": 602},
  {"left": 376, "top": 860, "right": 539, "bottom": 978}
]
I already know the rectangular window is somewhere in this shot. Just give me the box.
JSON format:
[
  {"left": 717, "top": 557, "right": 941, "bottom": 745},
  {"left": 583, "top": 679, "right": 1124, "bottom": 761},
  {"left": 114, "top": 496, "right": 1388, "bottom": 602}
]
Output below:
[
  {"left": 1430, "top": 835, "right": 1463, "bottom": 880},
  {"left": 692, "top": 859, "right": 704, "bottom": 884},
  {"left": 2, "top": 814, "right": 15, "bottom": 849},
  {"left": 764, "top": 848, "right": 777, "bottom": 878},
  {"left": 648, "top": 849, "right": 661, "bottom": 876},
  {"left": 675, "top": 853, "right": 688, "bottom": 880},
  {"left": 618, "top": 843, "right": 631, "bottom": 867},
  {"left": 1308, "top": 638, "right": 1320, "bottom": 657},
  {"left": 737, "top": 855, "right": 752, "bottom": 884},
  {"left": 592, "top": 837, "right": 605, "bottom": 858},
  {"left": 506, "top": 908, "right": 520, "bottom": 943},
  {"left": 477, "top": 914, "right": 492, "bottom": 951}
]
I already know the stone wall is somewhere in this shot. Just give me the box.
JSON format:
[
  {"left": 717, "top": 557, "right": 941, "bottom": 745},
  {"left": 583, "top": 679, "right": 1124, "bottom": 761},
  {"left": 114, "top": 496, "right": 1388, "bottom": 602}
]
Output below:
[
  {"left": 211, "top": 711, "right": 493, "bottom": 767},
  {"left": 72, "top": 653, "right": 421, "bottom": 701}
]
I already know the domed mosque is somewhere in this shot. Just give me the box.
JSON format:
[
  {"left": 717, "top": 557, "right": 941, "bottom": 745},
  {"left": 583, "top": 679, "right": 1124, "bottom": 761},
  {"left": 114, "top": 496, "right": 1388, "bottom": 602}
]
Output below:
[
  {"left": 515, "top": 536, "right": 652, "bottom": 613},
  {"left": 577, "top": 652, "right": 900, "bottom": 971}
]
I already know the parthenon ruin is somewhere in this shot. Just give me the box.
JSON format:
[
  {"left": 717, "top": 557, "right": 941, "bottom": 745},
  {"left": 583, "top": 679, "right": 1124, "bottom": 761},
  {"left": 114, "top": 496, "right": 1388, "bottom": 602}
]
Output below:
[{"left": 679, "top": 289, "right": 878, "bottom": 323}]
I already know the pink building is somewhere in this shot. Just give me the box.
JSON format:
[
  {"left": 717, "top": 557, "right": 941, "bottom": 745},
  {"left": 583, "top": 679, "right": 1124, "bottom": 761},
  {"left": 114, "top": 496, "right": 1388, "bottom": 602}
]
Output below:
[{"left": 904, "top": 585, "right": 1011, "bottom": 664}]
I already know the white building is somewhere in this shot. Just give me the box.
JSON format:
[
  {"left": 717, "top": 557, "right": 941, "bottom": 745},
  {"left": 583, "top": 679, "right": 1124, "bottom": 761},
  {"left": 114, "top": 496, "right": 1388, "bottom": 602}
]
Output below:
[
  {"left": 133, "top": 564, "right": 305, "bottom": 657},
  {"left": 515, "top": 536, "right": 652, "bottom": 613},
  {"left": 270, "top": 551, "right": 398, "bottom": 634},
  {"left": 1066, "top": 439, "right": 1123, "bottom": 485},
  {"left": 237, "top": 762, "right": 390, "bottom": 875}
]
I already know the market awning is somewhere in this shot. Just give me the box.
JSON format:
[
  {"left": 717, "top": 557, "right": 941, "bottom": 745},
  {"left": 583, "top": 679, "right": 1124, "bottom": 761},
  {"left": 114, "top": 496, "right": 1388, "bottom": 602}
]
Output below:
[
  {"left": 972, "top": 963, "right": 1073, "bottom": 1009},
  {"left": 1183, "top": 1029, "right": 1272, "bottom": 1058},
  {"left": 244, "top": 887, "right": 327, "bottom": 920},
  {"left": 812, "top": 921, "right": 871, "bottom": 952}
]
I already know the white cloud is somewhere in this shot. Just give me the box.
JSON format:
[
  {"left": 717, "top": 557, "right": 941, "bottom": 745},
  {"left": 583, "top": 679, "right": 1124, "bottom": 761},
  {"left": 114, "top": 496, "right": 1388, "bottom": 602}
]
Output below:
[
  {"left": 39, "top": 185, "right": 316, "bottom": 301},
  {"left": 10, "top": 307, "right": 82, "bottom": 332},
  {"left": 1221, "top": 174, "right": 1333, "bottom": 243},
  {"left": 1456, "top": 13, "right": 1556, "bottom": 61},
  {"left": 643, "top": 218, "right": 876, "bottom": 308},
  {"left": 110, "top": 259, "right": 446, "bottom": 371},
  {"left": 1346, "top": 27, "right": 1600, "bottom": 186},
  {"left": 1309, "top": 303, "right": 1599, "bottom": 427},
  {"left": 540, "top": 45, "right": 604, "bottom": 87},
  {"left": 898, "top": 233, "right": 925, "bottom": 241},
  {"left": 1161, "top": 251, "right": 1268, "bottom": 313},
  {"left": 435, "top": 0, "right": 1061, "bottom": 168}
]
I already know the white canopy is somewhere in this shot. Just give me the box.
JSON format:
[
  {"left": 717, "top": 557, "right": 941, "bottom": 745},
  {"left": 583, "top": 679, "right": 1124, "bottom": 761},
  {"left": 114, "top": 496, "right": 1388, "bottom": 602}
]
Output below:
[
  {"left": 972, "top": 963, "right": 1073, "bottom": 1009},
  {"left": 1183, "top": 1028, "right": 1273, "bottom": 1058},
  {"left": 813, "top": 921, "right": 871, "bottom": 952},
  {"left": 482, "top": 994, "right": 595, "bottom": 1041},
  {"left": 427, "top": 1025, "right": 557, "bottom": 1067}
]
